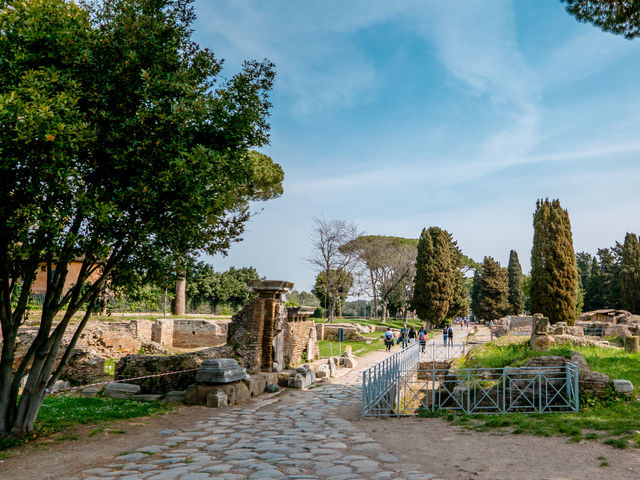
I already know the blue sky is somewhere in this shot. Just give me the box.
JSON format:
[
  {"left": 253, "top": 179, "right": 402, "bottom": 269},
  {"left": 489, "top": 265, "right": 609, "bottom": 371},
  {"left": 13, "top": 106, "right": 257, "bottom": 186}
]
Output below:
[{"left": 193, "top": 0, "right": 640, "bottom": 293}]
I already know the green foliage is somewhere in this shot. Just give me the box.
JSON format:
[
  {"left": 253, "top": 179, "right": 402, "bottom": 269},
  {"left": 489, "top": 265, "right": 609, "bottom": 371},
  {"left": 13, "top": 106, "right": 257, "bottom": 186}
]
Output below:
[
  {"left": 285, "top": 290, "right": 320, "bottom": 308},
  {"left": 562, "top": 0, "right": 640, "bottom": 39},
  {"left": 507, "top": 250, "right": 524, "bottom": 315},
  {"left": 446, "top": 232, "right": 470, "bottom": 318},
  {"left": 530, "top": 199, "right": 579, "bottom": 324},
  {"left": 313, "top": 269, "right": 353, "bottom": 317},
  {"left": 1, "top": 0, "right": 277, "bottom": 436},
  {"left": 186, "top": 262, "right": 260, "bottom": 312},
  {"left": 473, "top": 257, "right": 509, "bottom": 321},
  {"left": 620, "top": 233, "right": 640, "bottom": 313},
  {"left": 412, "top": 227, "right": 453, "bottom": 327}
]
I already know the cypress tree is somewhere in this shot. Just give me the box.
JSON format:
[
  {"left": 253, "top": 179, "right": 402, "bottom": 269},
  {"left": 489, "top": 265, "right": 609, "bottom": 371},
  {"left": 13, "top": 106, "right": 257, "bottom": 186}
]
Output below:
[
  {"left": 530, "top": 199, "right": 578, "bottom": 325},
  {"left": 412, "top": 227, "right": 453, "bottom": 327},
  {"left": 470, "top": 268, "right": 482, "bottom": 319},
  {"left": 507, "top": 250, "right": 524, "bottom": 315},
  {"left": 475, "top": 256, "right": 509, "bottom": 321},
  {"left": 620, "top": 233, "right": 640, "bottom": 313},
  {"left": 584, "top": 257, "right": 603, "bottom": 311},
  {"left": 445, "top": 231, "right": 470, "bottom": 318}
]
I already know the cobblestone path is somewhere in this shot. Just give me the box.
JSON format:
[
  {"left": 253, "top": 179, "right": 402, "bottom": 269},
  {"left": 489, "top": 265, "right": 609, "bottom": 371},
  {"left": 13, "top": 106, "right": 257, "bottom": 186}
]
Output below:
[{"left": 80, "top": 368, "right": 441, "bottom": 480}]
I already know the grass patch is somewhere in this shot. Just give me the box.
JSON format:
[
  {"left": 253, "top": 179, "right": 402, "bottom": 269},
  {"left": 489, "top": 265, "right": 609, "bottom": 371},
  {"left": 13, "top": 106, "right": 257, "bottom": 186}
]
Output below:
[
  {"left": 0, "top": 395, "right": 172, "bottom": 451},
  {"left": 313, "top": 317, "right": 428, "bottom": 330},
  {"left": 445, "top": 339, "right": 640, "bottom": 449},
  {"left": 318, "top": 338, "right": 386, "bottom": 357}
]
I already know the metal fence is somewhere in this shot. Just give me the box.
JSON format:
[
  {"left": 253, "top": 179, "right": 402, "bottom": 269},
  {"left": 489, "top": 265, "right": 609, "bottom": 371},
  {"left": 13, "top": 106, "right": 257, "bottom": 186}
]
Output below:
[
  {"left": 419, "top": 343, "right": 467, "bottom": 363},
  {"left": 361, "top": 341, "right": 420, "bottom": 417},
  {"left": 362, "top": 348, "right": 579, "bottom": 417}
]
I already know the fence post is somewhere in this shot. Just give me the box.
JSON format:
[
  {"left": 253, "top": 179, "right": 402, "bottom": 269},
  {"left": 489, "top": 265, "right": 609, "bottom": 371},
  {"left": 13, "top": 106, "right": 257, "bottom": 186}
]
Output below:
[
  {"left": 538, "top": 368, "right": 542, "bottom": 412},
  {"left": 466, "top": 369, "right": 471, "bottom": 413}
]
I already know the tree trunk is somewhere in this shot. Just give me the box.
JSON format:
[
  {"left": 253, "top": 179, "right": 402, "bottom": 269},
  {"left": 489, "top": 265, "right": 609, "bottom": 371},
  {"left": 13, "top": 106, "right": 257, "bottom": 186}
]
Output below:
[
  {"left": 381, "top": 304, "right": 387, "bottom": 323},
  {"left": 370, "top": 269, "right": 377, "bottom": 318},
  {"left": 174, "top": 275, "right": 186, "bottom": 316}
]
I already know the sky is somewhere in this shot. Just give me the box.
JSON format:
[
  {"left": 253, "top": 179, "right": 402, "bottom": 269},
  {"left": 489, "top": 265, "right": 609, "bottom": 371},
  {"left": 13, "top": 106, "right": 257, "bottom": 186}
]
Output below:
[{"left": 193, "top": 0, "right": 640, "bottom": 293}]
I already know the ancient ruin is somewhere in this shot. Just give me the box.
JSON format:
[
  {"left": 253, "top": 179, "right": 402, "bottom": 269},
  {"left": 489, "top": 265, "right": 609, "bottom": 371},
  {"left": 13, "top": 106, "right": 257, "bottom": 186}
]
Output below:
[{"left": 227, "top": 280, "right": 319, "bottom": 373}]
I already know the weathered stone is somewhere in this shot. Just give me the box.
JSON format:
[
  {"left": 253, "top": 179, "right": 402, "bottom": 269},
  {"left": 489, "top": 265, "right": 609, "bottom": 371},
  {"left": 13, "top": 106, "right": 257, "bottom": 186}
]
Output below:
[
  {"left": 216, "top": 380, "right": 251, "bottom": 405},
  {"left": 316, "top": 365, "right": 329, "bottom": 378},
  {"left": 185, "top": 384, "right": 218, "bottom": 405},
  {"left": 104, "top": 382, "right": 140, "bottom": 399},
  {"left": 265, "top": 383, "right": 280, "bottom": 393},
  {"left": 328, "top": 357, "right": 337, "bottom": 377},
  {"left": 80, "top": 386, "right": 102, "bottom": 397},
  {"left": 162, "top": 390, "right": 186, "bottom": 403},
  {"left": 115, "top": 345, "right": 232, "bottom": 394},
  {"left": 133, "top": 394, "right": 164, "bottom": 402},
  {"left": 613, "top": 379, "right": 634, "bottom": 394},
  {"left": 246, "top": 374, "right": 267, "bottom": 396},
  {"left": 532, "top": 314, "right": 549, "bottom": 334},
  {"left": 343, "top": 356, "right": 357, "bottom": 369},
  {"left": 206, "top": 389, "right": 228, "bottom": 407},
  {"left": 624, "top": 336, "right": 639, "bottom": 353},
  {"left": 195, "top": 358, "right": 248, "bottom": 384}
]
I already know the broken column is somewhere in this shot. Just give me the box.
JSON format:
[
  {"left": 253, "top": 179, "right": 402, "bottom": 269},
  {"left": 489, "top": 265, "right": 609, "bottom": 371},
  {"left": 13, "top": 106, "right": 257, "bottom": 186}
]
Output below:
[{"left": 227, "top": 280, "right": 293, "bottom": 373}]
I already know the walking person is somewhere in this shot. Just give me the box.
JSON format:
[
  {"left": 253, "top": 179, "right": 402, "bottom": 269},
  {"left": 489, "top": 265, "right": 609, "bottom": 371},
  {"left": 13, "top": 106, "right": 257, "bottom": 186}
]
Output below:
[
  {"left": 384, "top": 328, "right": 394, "bottom": 352},
  {"left": 400, "top": 323, "right": 409, "bottom": 349},
  {"left": 448, "top": 324, "right": 454, "bottom": 346},
  {"left": 408, "top": 326, "right": 416, "bottom": 345},
  {"left": 442, "top": 326, "right": 448, "bottom": 346},
  {"left": 418, "top": 328, "right": 427, "bottom": 353}
]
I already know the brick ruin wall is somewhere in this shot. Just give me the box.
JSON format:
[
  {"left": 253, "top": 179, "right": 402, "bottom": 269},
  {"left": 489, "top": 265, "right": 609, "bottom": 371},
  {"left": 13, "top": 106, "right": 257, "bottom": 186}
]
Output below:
[{"left": 283, "top": 319, "right": 318, "bottom": 367}]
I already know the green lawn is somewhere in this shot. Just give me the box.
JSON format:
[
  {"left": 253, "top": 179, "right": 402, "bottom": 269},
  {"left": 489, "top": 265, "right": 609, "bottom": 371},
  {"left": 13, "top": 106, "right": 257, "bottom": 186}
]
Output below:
[
  {"left": 318, "top": 332, "right": 386, "bottom": 357},
  {"left": 444, "top": 339, "right": 640, "bottom": 448},
  {"left": 314, "top": 317, "right": 427, "bottom": 330},
  {"left": 0, "top": 395, "right": 172, "bottom": 451}
]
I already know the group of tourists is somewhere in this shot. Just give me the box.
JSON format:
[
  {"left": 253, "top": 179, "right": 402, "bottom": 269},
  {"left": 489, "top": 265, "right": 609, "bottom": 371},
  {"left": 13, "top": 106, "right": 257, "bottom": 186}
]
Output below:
[{"left": 383, "top": 323, "right": 431, "bottom": 352}]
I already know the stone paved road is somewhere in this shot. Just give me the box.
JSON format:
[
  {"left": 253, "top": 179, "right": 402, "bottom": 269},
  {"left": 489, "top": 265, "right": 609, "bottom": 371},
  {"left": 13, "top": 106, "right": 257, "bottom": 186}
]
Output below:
[{"left": 79, "top": 367, "right": 442, "bottom": 480}]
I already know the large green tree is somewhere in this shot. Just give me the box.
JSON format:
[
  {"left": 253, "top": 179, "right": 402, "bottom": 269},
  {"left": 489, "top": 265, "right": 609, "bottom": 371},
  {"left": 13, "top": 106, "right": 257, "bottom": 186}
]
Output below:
[
  {"left": 411, "top": 227, "right": 453, "bottom": 328},
  {"left": 474, "top": 257, "right": 509, "bottom": 321},
  {"left": 620, "top": 233, "right": 640, "bottom": 313},
  {"left": 507, "top": 250, "right": 524, "bottom": 315},
  {"left": 0, "top": 0, "right": 275, "bottom": 437},
  {"left": 342, "top": 235, "right": 417, "bottom": 322},
  {"left": 530, "top": 199, "right": 579, "bottom": 324}
]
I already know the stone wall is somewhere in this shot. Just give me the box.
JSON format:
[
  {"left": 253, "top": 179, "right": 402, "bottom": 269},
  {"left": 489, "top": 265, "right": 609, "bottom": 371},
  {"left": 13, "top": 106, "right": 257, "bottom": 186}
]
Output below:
[
  {"left": 228, "top": 296, "right": 288, "bottom": 373},
  {"left": 151, "top": 318, "right": 174, "bottom": 347},
  {"left": 115, "top": 345, "right": 232, "bottom": 393},
  {"left": 172, "top": 319, "right": 228, "bottom": 348},
  {"left": 283, "top": 319, "right": 318, "bottom": 367}
]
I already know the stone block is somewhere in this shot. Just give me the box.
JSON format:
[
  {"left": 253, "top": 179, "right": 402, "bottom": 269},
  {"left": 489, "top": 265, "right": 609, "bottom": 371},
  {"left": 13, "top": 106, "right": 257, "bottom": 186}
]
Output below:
[
  {"left": 246, "top": 374, "right": 267, "bottom": 396},
  {"left": 328, "top": 357, "right": 337, "bottom": 377},
  {"left": 163, "top": 390, "right": 186, "bottom": 403},
  {"left": 195, "top": 358, "right": 248, "bottom": 384},
  {"left": 185, "top": 384, "right": 218, "bottom": 405},
  {"left": 206, "top": 389, "right": 228, "bottom": 407},
  {"left": 81, "top": 386, "right": 103, "bottom": 397},
  {"left": 104, "top": 382, "right": 141, "bottom": 399},
  {"left": 317, "top": 364, "right": 330, "bottom": 378},
  {"left": 613, "top": 379, "right": 634, "bottom": 394},
  {"left": 624, "top": 336, "right": 639, "bottom": 353},
  {"left": 216, "top": 381, "right": 251, "bottom": 405},
  {"left": 277, "top": 371, "right": 292, "bottom": 387},
  {"left": 133, "top": 394, "right": 164, "bottom": 402},
  {"left": 532, "top": 314, "right": 549, "bottom": 334},
  {"left": 531, "top": 334, "right": 555, "bottom": 351},
  {"left": 261, "top": 372, "right": 278, "bottom": 385},
  {"left": 343, "top": 356, "right": 357, "bottom": 369},
  {"left": 287, "top": 365, "right": 315, "bottom": 389}
]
